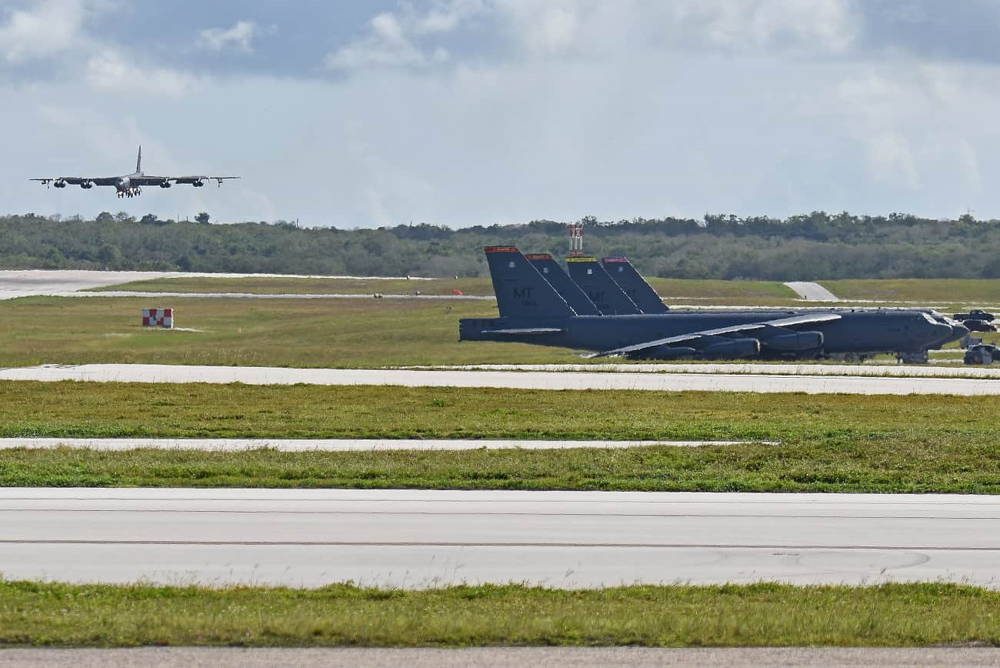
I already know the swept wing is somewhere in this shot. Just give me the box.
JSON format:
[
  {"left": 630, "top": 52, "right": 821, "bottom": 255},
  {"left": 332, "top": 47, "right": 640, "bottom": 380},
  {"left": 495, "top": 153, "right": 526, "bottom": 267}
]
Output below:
[
  {"left": 171, "top": 175, "right": 240, "bottom": 186},
  {"left": 588, "top": 312, "right": 841, "bottom": 358}
]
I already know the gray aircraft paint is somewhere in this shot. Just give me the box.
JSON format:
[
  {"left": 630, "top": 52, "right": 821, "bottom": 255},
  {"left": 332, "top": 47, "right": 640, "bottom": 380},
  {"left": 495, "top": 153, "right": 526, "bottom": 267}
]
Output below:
[
  {"left": 461, "top": 246, "right": 954, "bottom": 360},
  {"left": 526, "top": 253, "right": 600, "bottom": 315},
  {"left": 30, "top": 146, "right": 238, "bottom": 197},
  {"left": 565, "top": 256, "right": 641, "bottom": 315},
  {"left": 601, "top": 256, "right": 670, "bottom": 314}
]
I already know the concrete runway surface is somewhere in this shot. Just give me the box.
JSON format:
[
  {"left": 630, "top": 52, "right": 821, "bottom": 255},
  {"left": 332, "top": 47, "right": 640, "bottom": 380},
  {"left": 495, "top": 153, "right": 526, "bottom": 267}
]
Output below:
[
  {"left": 2, "top": 488, "right": 999, "bottom": 588},
  {"left": 436, "top": 362, "right": 1000, "bottom": 379},
  {"left": 5, "top": 647, "right": 1000, "bottom": 667},
  {"left": 0, "top": 438, "right": 763, "bottom": 451},
  {"left": 0, "top": 269, "right": 434, "bottom": 300},
  {"left": 784, "top": 281, "right": 840, "bottom": 302},
  {"left": 56, "top": 290, "right": 493, "bottom": 300},
  {"left": 2, "top": 363, "right": 998, "bottom": 395}
]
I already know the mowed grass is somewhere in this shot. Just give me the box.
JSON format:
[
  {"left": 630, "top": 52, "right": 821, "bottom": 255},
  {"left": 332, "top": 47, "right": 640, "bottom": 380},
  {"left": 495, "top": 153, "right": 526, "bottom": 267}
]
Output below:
[
  {"left": 652, "top": 278, "right": 795, "bottom": 301},
  {"left": 2, "top": 382, "right": 999, "bottom": 493},
  {"left": 0, "top": 296, "right": 577, "bottom": 368},
  {"left": 823, "top": 279, "right": 1000, "bottom": 304},
  {"left": 95, "top": 276, "right": 496, "bottom": 296},
  {"left": 1, "top": 581, "right": 999, "bottom": 648},
  {"left": 98, "top": 275, "right": 801, "bottom": 303}
]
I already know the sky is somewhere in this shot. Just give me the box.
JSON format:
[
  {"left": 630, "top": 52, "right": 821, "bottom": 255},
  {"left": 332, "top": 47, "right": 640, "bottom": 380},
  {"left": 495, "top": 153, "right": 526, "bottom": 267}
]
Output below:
[{"left": 2, "top": 0, "right": 1000, "bottom": 228}]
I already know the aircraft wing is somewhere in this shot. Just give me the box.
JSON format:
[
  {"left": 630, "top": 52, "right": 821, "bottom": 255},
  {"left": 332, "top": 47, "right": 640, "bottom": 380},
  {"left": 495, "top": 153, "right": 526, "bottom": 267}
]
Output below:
[
  {"left": 170, "top": 175, "right": 240, "bottom": 185},
  {"left": 588, "top": 312, "right": 841, "bottom": 358},
  {"left": 29, "top": 176, "right": 118, "bottom": 186},
  {"left": 130, "top": 175, "right": 171, "bottom": 186}
]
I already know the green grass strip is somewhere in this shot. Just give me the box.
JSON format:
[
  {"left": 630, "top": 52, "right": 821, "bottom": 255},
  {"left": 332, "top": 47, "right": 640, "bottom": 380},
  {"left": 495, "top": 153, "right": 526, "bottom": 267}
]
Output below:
[
  {"left": 3, "top": 382, "right": 997, "bottom": 440},
  {"left": 1, "top": 382, "right": 999, "bottom": 492},
  {"left": 0, "top": 581, "right": 998, "bottom": 647}
]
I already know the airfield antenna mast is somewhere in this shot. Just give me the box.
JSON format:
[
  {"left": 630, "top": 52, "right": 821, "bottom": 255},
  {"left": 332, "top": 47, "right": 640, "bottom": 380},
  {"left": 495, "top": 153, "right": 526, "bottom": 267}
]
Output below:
[{"left": 568, "top": 223, "right": 585, "bottom": 257}]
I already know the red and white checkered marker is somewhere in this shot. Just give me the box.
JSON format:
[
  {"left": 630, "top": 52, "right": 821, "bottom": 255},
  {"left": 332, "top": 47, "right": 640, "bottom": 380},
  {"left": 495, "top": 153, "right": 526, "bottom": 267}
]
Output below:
[{"left": 141, "top": 308, "right": 173, "bottom": 329}]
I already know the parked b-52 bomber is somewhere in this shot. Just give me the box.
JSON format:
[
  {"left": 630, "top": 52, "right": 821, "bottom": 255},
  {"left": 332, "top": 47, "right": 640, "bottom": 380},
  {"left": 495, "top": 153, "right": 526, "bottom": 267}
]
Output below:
[
  {"left": 30, "top": 147, "right": 239, "bottom": 198},
  {"left": 459, "top": 246, "right": 968, "bottom": 362}
]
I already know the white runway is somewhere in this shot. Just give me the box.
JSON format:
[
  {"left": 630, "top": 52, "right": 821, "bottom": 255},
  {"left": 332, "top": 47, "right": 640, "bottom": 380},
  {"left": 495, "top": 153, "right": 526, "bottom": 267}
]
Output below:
[
  {"left": 783, "top": 281, "right": 839, "bottom": 302},
  {"left": 1, "top": 488, "right": 998, "bottom": 588},
  {"left": 0, "top": 438, "right": 761, "bottom": 451},
  {"left": 53, "top": 290, "right": 493, "bottom": 301},
  {"left": 2, "top": 363, "right": 999, "bottom": 395},
  {"left": 435, "top": 362, "right": 1000, "bottom": 380},
  {"left": 0, "top": 270, "right": 435, "bottom": 301}
]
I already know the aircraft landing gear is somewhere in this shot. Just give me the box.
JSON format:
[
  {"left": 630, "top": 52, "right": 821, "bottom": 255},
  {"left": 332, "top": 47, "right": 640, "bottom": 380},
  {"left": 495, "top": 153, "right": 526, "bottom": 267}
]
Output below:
[{"left": 897, "top": 351, "right": 930, "bottom": 365}]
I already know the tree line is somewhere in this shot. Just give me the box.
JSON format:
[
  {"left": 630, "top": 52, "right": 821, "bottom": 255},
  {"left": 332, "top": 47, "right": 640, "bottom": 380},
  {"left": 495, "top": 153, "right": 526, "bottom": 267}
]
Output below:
[{"left": 1, "top": 211, "right": 998, "bottom": 280}]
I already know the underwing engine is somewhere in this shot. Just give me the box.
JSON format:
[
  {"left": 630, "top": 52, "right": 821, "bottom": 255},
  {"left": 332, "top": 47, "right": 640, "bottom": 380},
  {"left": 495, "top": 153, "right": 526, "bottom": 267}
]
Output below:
[
  {"left": 762, "top": 330, "right": 824, "bottom": 352},
  {"left": 703, "top": 337, "right": 761, "bottom": 358}
]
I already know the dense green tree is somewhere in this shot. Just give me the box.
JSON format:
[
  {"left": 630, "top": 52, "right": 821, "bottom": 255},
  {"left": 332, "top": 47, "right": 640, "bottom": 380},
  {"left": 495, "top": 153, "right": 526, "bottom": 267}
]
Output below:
[{"left": 0, "top": 212, "right": 998, "bottom": 279}]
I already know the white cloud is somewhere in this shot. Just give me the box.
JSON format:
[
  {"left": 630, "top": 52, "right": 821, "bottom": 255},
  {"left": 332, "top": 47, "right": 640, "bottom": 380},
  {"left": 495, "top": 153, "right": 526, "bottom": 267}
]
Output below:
[
  {"left": 0, "top": 0, "right": 89, "bottom": 62},
  {"left": 509, "top": 1, "right": 580, "bottom": 55},
  {"left": 669, "top": 0, "right": 858, "bottom": 54},
  {"left": 866, "top": 132, "right": 919, "bottom": 188},
  {"left": 414, "top": 0, "right": 484, "bottom": 34},
  {"left": 325, "top": 1, "right": 481, "bottom": 71},
  {"left": 199, "top": 20, "right": 258, "bottom": 53},
  {"left": 86, "top": 50, "right": 200, "bottom": 97},
  {"left": 11, "top": 2, "right": 1000, "bottom": 227}
]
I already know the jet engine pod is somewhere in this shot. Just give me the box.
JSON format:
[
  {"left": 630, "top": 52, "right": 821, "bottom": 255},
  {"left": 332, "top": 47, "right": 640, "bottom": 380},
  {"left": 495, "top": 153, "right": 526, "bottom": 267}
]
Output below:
[
  {"left": 703, "top": 337, "right": 761, "bottom": 359},
  {"left": 963, "top": 319, "right": 996, "bottom": 333},
  {"left": 159, "top": 181, "right": 172, "bottom": 188},
  {"left": 79, "top": 181, "right": 93, "bottom": 189},
  {"left": 626, "top": 346, "right": 698, "bottom": 360},
  {"left": 955, "top": 310, "right": 995, "bottom": 322},
  {"left": 53, "top": 180, "right": 66, "bottom": 188},
  {"left": 763, "top": 330, "right": 823, "bottom": 352}
]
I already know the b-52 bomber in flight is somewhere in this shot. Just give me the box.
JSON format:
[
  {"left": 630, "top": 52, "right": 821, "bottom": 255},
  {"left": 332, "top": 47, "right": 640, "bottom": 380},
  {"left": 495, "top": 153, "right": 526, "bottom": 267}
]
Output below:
[
  {"left": 460, "top": 246, "right": 964, "bottom": 361},
  {"left": 30, "top": 147, "right": 239, "bottom": 198}
]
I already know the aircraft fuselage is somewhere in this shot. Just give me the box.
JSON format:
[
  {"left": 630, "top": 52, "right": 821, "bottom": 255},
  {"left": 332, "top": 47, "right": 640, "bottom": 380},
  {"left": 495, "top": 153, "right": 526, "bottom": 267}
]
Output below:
[{"left": 460, "top": 309, "right": 951, "bottom": 358}]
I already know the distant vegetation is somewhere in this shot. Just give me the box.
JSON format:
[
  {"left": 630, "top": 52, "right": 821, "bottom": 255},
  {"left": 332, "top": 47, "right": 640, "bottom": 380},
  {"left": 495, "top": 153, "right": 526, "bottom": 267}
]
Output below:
[{"left": 2, "top": 211, "right": 999, "bottom": 280}]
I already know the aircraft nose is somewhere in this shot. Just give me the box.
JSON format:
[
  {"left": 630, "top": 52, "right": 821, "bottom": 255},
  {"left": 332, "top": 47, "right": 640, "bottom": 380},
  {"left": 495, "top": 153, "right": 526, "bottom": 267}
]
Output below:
[{"left": 929, "top": 322, "right": 953, "bottom": 342}]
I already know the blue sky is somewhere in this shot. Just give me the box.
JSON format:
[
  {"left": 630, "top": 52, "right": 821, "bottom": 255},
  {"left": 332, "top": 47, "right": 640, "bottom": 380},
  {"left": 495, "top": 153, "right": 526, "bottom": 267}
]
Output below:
[{"left": 2, "top": 0, "right": 1000, "bottom": 227}]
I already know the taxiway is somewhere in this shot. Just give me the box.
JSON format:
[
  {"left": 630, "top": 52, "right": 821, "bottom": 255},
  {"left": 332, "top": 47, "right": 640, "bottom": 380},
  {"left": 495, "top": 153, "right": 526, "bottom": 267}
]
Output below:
[
  {"left": 1, "top": 488, "right": 997, "bottom": 588},
  {"left": 1, "top": 363, "right": 998, "bottom": 395},
  {"left": 0, "top": 438, "right": 762, "bottom": 451}
]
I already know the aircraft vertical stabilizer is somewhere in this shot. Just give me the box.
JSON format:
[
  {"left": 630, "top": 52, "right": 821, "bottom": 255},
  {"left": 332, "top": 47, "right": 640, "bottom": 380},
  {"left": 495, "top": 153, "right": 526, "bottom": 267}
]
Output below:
[
  {"left": 601, "top": 256, "right": 669, "bottom": 314},
  {"left": 566, "top": 256, "right": 641, "bottom": 315},
  {"left": 526, "top": 253, "right": 601, "bottom": 315},
  {"left": 484, "top": 246, "right": 575, "bottom": 319}
]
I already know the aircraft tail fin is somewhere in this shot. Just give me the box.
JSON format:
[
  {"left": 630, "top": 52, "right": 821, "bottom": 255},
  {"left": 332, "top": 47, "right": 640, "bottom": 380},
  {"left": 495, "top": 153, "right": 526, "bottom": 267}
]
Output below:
[
  {"left": 136, "top": 146, "right": 142, "bottom": 173},
  {"left": 566, "top": 256, "right": 641, "bottom": 315},
  {"left": 601, "top": 256, "right": 669, "bottom": 314},
  {"left": 484, "top": 246, "right": 575, "bottom": 319},
  {"left": 525, "top": 253, "right": 601, "bottom": 315}
]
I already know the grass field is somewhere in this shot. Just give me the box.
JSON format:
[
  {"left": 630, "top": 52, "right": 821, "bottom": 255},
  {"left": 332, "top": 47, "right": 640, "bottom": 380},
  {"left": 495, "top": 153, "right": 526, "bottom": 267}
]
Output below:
[
  {"left": 95, "top": 275, "right": 802, "bottom": 303},
  {"left": 94, "top": 276, "right": 497, "bottom": 296},
  {"left": 5, "top": 293, "right": 978, "bottom": 368},
  {"left": 822, "top": 279, "right": 1000, "bottom": 304},
  {"left": 0, "top": 296, "right": 579, "bottom": 368},
  {"left": 0, "top": 581, "right": 997, "bottom": 647},
  {"left": 2, "top": 382, "right": 998, "bottom": 492}
]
